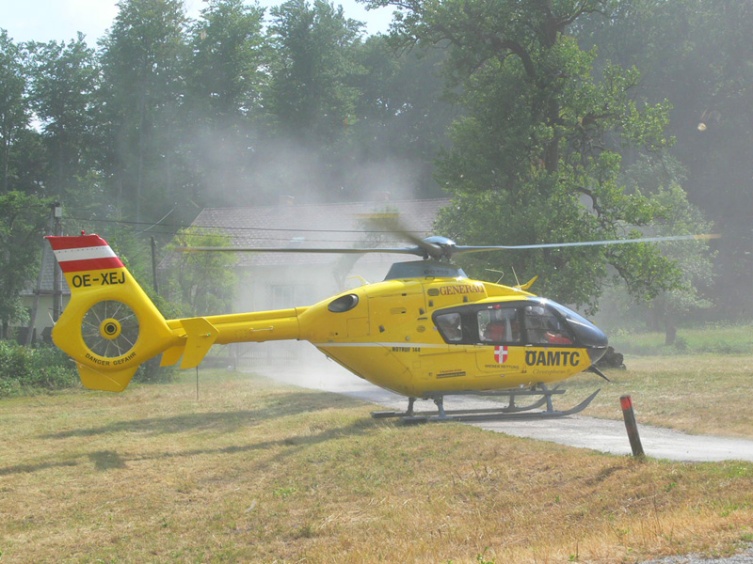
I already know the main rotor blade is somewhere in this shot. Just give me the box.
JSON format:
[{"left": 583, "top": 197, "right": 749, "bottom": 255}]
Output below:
[
  {"left": 174, "top": 234, "right": 718, "bottom": 258},
  {"left": 453, "top": 233, "right": 720, "bottom": 254},
  {"left": 389, "top": 225, "right": 444, "bottom": 258},
  {"left": 174, "top": 245, "right": 426, "bottom": 256}
]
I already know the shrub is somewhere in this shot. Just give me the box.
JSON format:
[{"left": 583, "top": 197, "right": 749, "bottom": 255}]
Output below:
[
  {"left": 134, "top": 357, "right": 178, "bottom": 385},
  {"left": 0, "top": 341, "right": 79, "bottom": 397}
]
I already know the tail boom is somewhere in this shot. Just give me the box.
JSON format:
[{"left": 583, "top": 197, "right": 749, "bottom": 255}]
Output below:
[{"left": 161, "top": 308, "right": 305, "bottom": 369}]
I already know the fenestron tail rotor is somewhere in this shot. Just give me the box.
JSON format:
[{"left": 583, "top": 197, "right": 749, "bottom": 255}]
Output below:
[{"left": 81, "top": 300, "right": 140, "bottom": 359}]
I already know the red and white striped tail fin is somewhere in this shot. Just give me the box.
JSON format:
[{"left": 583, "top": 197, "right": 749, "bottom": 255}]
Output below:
[{"left": 47, "top": 233, "right": 125, "bottom": 273}]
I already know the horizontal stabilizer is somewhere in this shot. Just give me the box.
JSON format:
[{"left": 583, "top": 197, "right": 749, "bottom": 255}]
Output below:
[{"left": 160, "top": 346, "right": 184, "bottom": 367}]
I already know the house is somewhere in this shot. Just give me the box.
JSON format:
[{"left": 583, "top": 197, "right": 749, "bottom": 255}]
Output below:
[
  {"left": 183, "top": 197, "right": 450, "bottom": 366},
  {"left": 18, "top": 244, "right": 70, "bottom": 345}
]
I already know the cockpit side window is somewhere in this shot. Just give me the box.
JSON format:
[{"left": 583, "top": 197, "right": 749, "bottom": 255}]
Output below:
[{"left": 523, "top": 304, "right": 573, "bottom": 345}]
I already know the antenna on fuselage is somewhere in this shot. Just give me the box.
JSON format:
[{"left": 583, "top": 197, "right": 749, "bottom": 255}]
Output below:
[{"left": 485, "top": 268, "right": 504, "bottom": 284}]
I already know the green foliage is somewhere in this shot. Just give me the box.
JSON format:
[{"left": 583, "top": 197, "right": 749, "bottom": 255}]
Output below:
[
  {"left": 0, "top": 30, "right": 31, "bottom": 194},
  {"left": 166, "top": 227, "right": 237, "bottom": 317},
  {"left": 267, "top": 0, "right": 364, "bottom": 144},
  {"left": 186, "top": 0, "right": 267, "bottom": 123},
  {"left": 579, "top": 0, "right": 753, "bottom": 317},
  {"left": 97, "top": 0, "right": 191, "bottom": 223},
  {"left": 0, "top": 341, "right": 78, "bottom": 397},
  {"left": 387, "top": 0, "right": 712, "bottom": 313},
  {"left": 0, "top": 192, "right": 53, "bottom": 336},
  {"left": 349, "top": 37, "right": 455, "bottom": 198},
  {"left": 25, "top": 36, "right": 100, "bottom": 201},
  {"left": 595, "top": 156, "right": 718, "bottom": 334},
  {"left": 133, "top": 357, "right": 179, "bottom": 385},
  {"left": 0, "top": 0, "right": 745, "bottom": 332}
]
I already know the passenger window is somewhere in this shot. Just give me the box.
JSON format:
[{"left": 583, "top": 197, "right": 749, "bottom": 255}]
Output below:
[{"left": 478, "top": 307, "right": 521, "bottom": 343}]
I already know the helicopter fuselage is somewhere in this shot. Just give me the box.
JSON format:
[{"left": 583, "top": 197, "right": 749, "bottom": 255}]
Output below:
[
  {"left": 306, "top": 276, "right": 607, "bottom": 398},
  {"left": 182, "top": 273, "right": 609, "bottom": 399}
]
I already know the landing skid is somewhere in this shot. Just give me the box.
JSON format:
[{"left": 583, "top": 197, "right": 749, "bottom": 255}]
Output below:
[{"left": 371, "top": 386, "right": 600, "bottom": 424}]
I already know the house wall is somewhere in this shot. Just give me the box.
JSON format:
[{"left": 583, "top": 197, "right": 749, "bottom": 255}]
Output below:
[{"left": 16, "top": 294, "right": 70, "bottom": 344}]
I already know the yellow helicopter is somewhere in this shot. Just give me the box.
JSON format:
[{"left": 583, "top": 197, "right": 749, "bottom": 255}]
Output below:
[{"left": 45, "top": 231, "right": 713, "bottom": 422}]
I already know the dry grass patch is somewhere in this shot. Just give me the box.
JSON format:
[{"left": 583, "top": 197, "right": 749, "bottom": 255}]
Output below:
[
  {"left": 567, "top": 354, "right": 753, "bottom": 438},
  {"left": 1, "top": 370, "right": 753, "bottom": 563}
]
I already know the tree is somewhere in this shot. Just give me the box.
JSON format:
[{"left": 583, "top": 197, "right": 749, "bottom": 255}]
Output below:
[
  {"left": 0, "top": 31, "right": 31, "bottom": 194},
  {"left": 187, "top": 0, "right": 267, "bottom": 125},
  {"left": 0, "top": 192, "right": 51, "bottom": 339},
  {"left": 167, "top": 227, "right": 236, "bottom": 316},
  {"left": 617, "top": 155, "right": 716, "bottom": 341},
  {"left": 368, "top": 0, "right": 712, "bottom": 313},
  {"left": 26, "top": 35, "right": 100, "bottom": 202},
  {"left": 267, "top": 0, "right": 364, "bottom": 144},
  {"left": 578, "top": 0, "right": 753, "bottom": 319},
  {"left": 349, "top": 36, "right": 456, "bottom": 198},
  {"left": 182, "top": 0, "right": 269, "bottom": 208},
  {"left": 261, "top": 0, "right": 369, "bottom": 201},
  {"left": 98, "top": 0, "right": 189, "bottom": 224}
]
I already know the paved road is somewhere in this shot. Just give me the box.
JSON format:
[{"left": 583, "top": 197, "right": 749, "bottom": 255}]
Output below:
[{"left": 260, "top": 357, "right": 753, "bottom": 463}]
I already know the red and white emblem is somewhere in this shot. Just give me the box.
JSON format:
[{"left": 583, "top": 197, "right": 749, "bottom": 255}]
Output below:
[{"left": 494, "top": 346, "right": 508, "bottom": 364}]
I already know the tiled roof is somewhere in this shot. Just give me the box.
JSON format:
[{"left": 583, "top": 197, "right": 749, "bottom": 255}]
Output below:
[
  {"left": 188, "top": 198, "right": 451, "bottom": 267},
  {"left": 22, "top": 244, "right": 70, "bottom": 296}
]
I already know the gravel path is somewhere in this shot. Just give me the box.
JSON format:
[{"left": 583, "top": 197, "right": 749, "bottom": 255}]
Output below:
[{"left": 643, "top": 546, "right": 753, "bottom": 563}]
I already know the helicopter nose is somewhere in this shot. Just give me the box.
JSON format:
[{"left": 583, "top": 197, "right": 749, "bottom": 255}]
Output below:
[
  {"left": 567, "top": 318, "right": 608, "bottom": 364},
  {"left": 586, "top": 341, "right": 608, "bottom": 365},
  {"left": 547, "top": 300, "right": 609, "bottom": 364}
]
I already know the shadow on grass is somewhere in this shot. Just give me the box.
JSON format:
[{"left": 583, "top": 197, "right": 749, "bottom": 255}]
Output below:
[
  {"left": 0, "top": 459, "right": 79, "bottom": 476},
  {"left": 0, "top": 416, "right": 384, "bottom": 476},
  {"left": 1, "top": 391, "right": 384, "bottom": 476},
  {"left": 40, "top": 390, "right": 366, "bottom": 439}
]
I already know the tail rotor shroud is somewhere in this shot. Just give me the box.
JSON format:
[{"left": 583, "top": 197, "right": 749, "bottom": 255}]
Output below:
[{"left": 46, "top": 234, "right": 179, "bottom": 391}]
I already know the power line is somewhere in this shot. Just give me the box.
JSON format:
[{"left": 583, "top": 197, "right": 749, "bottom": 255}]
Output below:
[{"left": 63, "top": 215, "right": 418, "bottom": 237}]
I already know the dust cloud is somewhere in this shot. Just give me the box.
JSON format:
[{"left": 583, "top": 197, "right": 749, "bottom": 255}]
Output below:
[{"left": 188, "top": 122, "right": 431, "bottom": 395}]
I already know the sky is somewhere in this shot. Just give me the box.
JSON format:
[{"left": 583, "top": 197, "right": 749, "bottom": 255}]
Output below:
[{"left": 1, "top": 0, "right": 395, "bottom": 45}]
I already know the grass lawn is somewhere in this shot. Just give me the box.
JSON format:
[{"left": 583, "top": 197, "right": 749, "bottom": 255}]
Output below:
[{"left": 1, "top": 361, "right": 753, "bottom": 563}]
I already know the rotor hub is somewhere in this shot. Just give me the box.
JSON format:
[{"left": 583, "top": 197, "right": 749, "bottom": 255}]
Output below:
[
  {"left": 421, "top": 236, "right": 457, "bottom": 261},
  {"left": 100, "top": 318, "right": 122, "bottom": 340}
]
